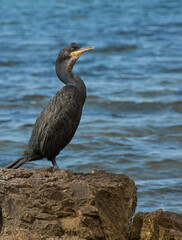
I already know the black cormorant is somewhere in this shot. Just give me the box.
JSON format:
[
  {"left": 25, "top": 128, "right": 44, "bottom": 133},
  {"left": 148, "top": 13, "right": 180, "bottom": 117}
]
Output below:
[{"left": 4, "top": 43, "right": 94, "bottom": 170}]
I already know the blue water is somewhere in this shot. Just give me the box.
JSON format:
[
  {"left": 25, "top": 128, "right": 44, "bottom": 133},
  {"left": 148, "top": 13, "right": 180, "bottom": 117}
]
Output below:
[{"left": 0, "top": 0, "right": 182, "bottom": 214}]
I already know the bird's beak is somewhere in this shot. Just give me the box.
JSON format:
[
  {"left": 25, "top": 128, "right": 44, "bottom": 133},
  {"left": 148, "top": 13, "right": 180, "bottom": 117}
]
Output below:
[{"left": 70, "top": 46, "right": 95, "bottom": 58}]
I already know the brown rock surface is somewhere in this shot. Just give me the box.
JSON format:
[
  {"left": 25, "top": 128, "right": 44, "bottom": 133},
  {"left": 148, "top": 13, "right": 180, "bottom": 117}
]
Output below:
[
  {"left": 131, "top": 209, "right": 182, "bottom": 240},
  {"left": 0, "top": 167, "right": 137, "bottom": 240}
]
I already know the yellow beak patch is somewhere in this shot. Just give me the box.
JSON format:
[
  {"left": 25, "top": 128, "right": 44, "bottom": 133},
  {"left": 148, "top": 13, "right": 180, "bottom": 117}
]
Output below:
[{"left": 70, "top": 46, "right": 95, "bottom": 58}]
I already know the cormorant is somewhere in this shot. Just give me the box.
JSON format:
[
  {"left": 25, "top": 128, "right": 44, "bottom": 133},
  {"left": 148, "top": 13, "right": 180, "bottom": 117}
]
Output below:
[{"left": 4, "top": 43, "right": 94, "bottom": 170}]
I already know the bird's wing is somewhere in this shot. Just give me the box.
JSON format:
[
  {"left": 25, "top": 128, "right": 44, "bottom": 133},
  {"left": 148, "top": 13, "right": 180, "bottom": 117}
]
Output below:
[{"left": 32, "top": 85, "right": 82, "bottom": 159}]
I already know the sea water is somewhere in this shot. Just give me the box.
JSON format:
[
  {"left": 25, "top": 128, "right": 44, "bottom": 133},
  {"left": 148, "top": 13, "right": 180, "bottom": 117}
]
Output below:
[{"left": 0, "top": 0, "right": 182, "bottom": 213}]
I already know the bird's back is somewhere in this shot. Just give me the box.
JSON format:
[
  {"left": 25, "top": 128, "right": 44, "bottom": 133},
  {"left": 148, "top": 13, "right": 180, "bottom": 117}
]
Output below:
[{"left": 24, "top": 85, "right": 84, "bottom": 161}]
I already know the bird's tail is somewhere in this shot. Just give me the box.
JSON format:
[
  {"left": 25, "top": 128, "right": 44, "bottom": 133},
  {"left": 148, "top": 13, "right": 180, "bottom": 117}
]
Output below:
[{"left": 4, "top": 157, "right": 29, "bottom": 169}]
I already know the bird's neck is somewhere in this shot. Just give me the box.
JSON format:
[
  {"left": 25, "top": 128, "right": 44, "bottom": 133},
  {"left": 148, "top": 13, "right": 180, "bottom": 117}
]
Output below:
[{"left": 56, "top": 61, "right": 86, "bottom": 104}]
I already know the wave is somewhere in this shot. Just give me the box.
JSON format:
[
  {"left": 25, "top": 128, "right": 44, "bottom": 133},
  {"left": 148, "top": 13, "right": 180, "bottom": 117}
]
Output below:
[
  {"left": 0, "top": 60, "right": 23, "bottom": 67},
  {"left": 87, "top": 98, "right": 182, "bottom": 114},
  {"left": 95, "top": 44, "right": 137, "bottom": 53}
]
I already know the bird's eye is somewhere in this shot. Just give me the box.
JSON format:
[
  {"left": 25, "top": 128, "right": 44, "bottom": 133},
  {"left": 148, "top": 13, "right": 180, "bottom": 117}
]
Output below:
[{"left": 71, "top": 48, "right": 75, "bottom": 52}]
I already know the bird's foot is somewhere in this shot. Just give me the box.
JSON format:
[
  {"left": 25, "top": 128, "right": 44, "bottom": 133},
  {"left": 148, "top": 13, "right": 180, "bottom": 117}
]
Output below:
[
  {"left": 52, "top": 165, "right": 60, "bottom": 172},
  {"left": 51, "top": 158, "right": 60, "bottom": 172}
]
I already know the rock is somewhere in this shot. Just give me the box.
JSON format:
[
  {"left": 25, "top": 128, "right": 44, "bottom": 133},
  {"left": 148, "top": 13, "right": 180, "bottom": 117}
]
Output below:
[
  {"left": 0, "top": 167, "right": 137, "bottom": 240},
  {"left": 131, "top": 209, "right": 182, "bottom": 240}
]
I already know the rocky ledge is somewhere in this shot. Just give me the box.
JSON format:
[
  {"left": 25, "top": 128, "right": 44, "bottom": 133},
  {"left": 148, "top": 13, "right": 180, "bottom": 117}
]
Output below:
[
  {"left": 131, "top": 209, "right": 182, "bottom": 240},
  {"left": 0, "top": 167, "right": 137, "bottom": 240},
  {"left": 0, "top": 168, "right": 181, "bottom": 240}
]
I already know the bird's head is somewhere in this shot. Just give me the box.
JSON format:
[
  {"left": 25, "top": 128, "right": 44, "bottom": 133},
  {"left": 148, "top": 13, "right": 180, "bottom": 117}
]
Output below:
[
  {"left": 56, "top": 43, "right": 94, "bottom": 68},
  {"left": 69, "top": 43, "right": 95, "bottom": 58},
  {"left": 55, "top": 43, "right": 94, "bottom": 86}
]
